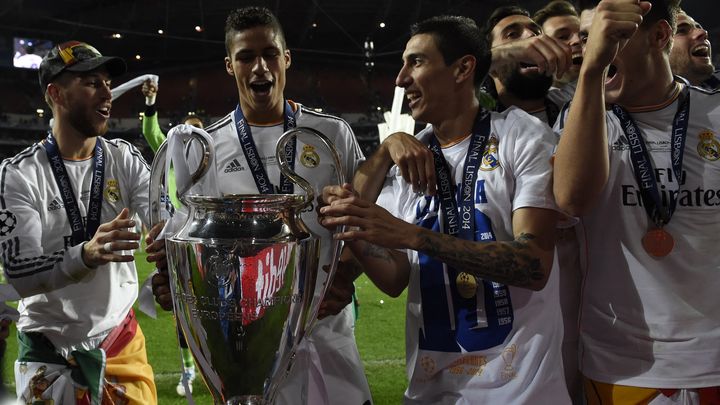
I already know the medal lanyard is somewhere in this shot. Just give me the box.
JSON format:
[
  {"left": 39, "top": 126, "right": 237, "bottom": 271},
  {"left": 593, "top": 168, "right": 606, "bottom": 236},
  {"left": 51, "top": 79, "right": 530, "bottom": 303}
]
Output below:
[
  {"left": 234, "top": 100, "right": 297, "bottom": 194},
  {"left": 428, "top": 110, "right": 493, "bottom": 241},
  {"left": 611, "top": 85, "right": 690, "bottom": 227},
  {"left": 44, "top": 133, "right": 105, "bottom": 246}
]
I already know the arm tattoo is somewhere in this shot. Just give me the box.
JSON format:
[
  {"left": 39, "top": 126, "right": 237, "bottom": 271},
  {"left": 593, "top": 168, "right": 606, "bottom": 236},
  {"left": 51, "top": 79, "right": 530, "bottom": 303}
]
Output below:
[
  {"left": 361, "top": 242, "right": 394, "bottom": 264},
  {"left": 417, "top": 231, "right": 544, "bottom": 288}
]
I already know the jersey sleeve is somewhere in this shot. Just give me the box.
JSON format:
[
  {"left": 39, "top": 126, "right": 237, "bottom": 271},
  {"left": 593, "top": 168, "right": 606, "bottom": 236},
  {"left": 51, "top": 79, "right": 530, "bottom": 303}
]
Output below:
[
  {"left": 336, "top": 119, "right": 365, "bottom": 181},
  {"left": 142, "top": 108, "right": 166, "bottom": 153},
  {"left": 502, "top": 110, "right": 559, "bottom": 211},
  {"left": 0, "top": 161, "right": 92, "bottom": 297},
  {"left": 117, "top": 141, "right": 152, "bottom": 227}
]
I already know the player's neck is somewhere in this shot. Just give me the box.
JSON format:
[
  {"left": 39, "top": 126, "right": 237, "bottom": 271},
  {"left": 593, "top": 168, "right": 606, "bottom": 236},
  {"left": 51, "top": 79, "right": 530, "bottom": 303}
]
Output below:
[
  {"left": 498, "top": 90, "right": 545, "bottom": 113},
  {"left": 685, "top": 71, "right": 708, "bottom": 87},
  {"left": 51, "top": 120, "right": 96, "bottom": 160},
  {"left": 240, "top": 99, "right": 285, "bottom": 126},
  {"left": 620, "top": 62, "right": 676, "bottom": 109},
  {"left": 434, "top": 100, "right": 480, "bottom": 147}
]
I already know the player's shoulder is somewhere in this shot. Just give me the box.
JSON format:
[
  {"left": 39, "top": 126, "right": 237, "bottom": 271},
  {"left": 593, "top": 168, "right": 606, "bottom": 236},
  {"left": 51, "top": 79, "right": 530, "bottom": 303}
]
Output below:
[
  {"left": 296, "top": 104, "right": 354, "bottom": 134},
  {"left": 204, "top": 112, "right": 233, "bottom": 135},
  {"left": 101, "top": 137, "right": 150, "bottom": 169},
  {"left": 493, "top": 106, "right": 550, "bottom": 134},
  {"left": 1, "top": 142, "right": 44, "bottom": 171}
]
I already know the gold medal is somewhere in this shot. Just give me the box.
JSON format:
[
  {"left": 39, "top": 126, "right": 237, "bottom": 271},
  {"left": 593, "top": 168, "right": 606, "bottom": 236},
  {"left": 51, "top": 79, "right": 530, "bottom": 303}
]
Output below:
[
  {"left": 642, "top": 228, "right": 674, "bottom": 257},
  {"left": 455, "top": 272, "right": 478, "bottom": 299}
]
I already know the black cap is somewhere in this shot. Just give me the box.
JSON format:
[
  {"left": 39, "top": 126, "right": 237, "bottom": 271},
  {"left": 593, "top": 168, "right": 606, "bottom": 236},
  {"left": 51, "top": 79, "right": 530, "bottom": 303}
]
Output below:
[{"left": 38, "top": 40, "right": 126, "bottom": 92}]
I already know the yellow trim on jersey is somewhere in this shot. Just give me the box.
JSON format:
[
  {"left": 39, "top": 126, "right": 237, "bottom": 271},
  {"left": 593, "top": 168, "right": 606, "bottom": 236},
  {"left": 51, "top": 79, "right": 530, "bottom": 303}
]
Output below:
[{"left": 626, "top": 83, "right": 683, "bottom": 113}]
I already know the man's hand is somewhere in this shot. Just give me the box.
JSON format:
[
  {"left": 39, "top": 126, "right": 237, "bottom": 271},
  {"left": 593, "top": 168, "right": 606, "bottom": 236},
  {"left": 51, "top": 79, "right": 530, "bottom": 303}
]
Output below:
[
  {"left": 318, "top": 260, "right": 359, "bottom": 320},
  {"left": 141, "top": 79, "right": 158, "bottom": 105},
  {"left": 151, "top": 271, "right": 173, "bottom": 311},
  {"left": 320, "top": 195, "right": 414, "bottom": 250},
  {"left": 82, "top": 208, "right": 140, "bottom": 268},
  {"left": 582, "top": 0, "right": 651, "bottom": 75},
  {"left": 384, "top": 132, "right": 436, "bottom": 195},
  {"left": 491, "top": 34, "right": 572, "bottom": 78},
  {"left": 146, "top": 221, "right": 167, "bottom": 271}
]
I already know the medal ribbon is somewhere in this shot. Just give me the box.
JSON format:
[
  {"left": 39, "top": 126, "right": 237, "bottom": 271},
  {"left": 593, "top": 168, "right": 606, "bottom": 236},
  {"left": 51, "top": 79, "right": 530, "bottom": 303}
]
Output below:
[
  {"left": 428, "top": 110, "right": 491, "bottom": 241},
  {"left": 421, "top": 109, "right": 513, "bottom": 349},
  {"left": 234, "top": 100, "right": 297, "bottom": 194},
  {"left": 44, "top": 133, "right": 105, "bottom": 246},
  {"left": 611, "top": 85, "right": 689, "bottom": 227}
]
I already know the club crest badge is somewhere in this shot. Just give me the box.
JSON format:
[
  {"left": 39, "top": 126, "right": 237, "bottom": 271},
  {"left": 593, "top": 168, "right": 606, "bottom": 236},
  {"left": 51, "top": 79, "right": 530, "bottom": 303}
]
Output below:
[
  {"left": 480, "top": 134, "right": 500, "bottom": 171},
  {"left": 300, "top": 144, "right": 320, "bottom": 168},
  {"left": 104, "top": 179, "right": 121, "bottom": 203},
  {"left": 697, "top": 130, "right": 720, "bottom": 161}
]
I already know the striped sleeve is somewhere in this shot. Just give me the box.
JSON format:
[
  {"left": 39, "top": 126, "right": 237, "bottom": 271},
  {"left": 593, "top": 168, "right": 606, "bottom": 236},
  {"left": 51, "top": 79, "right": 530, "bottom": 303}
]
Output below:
[{"left": 0, "top": 159, "right": 91, "bottom": 297}]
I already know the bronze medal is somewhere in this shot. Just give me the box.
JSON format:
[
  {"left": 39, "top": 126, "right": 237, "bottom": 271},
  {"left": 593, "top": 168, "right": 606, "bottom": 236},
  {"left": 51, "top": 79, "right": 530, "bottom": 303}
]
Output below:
[
  {"left": 642, "top": 228, "right": 674, "bottom": 257},
  {"left": 456, "top": 272, "right": 478, "bottom": 299}
]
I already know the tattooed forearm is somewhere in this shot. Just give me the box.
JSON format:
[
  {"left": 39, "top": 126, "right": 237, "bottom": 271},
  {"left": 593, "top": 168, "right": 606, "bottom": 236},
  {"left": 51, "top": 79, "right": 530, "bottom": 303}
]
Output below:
[
  {"left": 417, "top": 231, "right": 545, "bottom": 289},
  {"left": 361, "top": 242, "right": 395, "bottom": 264}
]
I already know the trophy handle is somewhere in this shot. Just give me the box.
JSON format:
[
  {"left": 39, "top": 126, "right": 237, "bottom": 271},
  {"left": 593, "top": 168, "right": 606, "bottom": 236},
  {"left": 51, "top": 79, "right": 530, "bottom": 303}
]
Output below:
[
  {"left": 149, "top": 125, "right": 215, "bottom": 228},
  {"left": 276, "top": 127, "right": 346, "bottom": 335}
]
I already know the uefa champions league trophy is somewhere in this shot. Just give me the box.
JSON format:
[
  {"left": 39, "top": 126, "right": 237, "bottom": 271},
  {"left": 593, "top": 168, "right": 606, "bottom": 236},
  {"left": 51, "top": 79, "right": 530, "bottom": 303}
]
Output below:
[{"left": 149, "top": 125, "right": 345, "bottom": 404}]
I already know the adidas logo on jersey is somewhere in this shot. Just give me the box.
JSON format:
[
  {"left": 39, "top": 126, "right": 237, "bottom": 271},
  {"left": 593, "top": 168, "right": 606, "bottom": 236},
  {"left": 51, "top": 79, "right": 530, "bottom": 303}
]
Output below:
[
  {"left": 48, "top": 197, "right": 64, "bottom": 211},
  {"left": 224, "top": 159, "right": 246, "bottom": 173}
]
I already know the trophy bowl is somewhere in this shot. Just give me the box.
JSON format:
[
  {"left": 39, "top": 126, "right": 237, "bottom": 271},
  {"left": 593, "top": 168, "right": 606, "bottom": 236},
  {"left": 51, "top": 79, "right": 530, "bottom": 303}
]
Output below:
[
  {"left": 150, "top": 126, "right": 345, "bottom": 404},
  {"left": 167, "top": 194, "right": 319, "bottom": 404}
]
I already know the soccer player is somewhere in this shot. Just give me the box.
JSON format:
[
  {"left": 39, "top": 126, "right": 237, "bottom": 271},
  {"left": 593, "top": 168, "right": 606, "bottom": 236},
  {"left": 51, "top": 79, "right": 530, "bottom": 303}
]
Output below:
[
  {"left": 483, "top": 5, "right": 572, "bottom": 126},
  {"left": 554, "top": 0, "right": 720, "bottom": 403},
  {"left": 669, "top": 9, "right": 720, "bottom": 90},
  {"left": 320, "top": 15, "right": 570, "bottom": 404},
  {"left": 533, "top": 0, "right": 583, "bottom": 89},
  {"left": 150, "top": 7, "right": 372, "bottom": 404},
  {"left": 0, "top": 41, "right": 161, "bottom": 404}
]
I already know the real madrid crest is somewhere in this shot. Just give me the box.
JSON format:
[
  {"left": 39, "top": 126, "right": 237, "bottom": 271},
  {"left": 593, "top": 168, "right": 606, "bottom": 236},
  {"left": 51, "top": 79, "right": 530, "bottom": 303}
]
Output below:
[
  {"left": 697, "top": 129, "right": 720, "bottom": 161},
  {"left": 480, "top": 134, "right": 500, "bottom": 171},
  {"left": 300, "top": 144, "right": 320, "bottom": 168},
  {"left": 104, "top": 179, "right": 121, "bottom": 203}
]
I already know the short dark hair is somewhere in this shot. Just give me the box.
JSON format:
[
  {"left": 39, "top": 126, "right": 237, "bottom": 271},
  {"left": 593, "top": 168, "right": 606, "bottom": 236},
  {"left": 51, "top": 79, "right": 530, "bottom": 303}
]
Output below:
[
  {"left": 483, "top": 6, "right": 531, "bottom": 42},
  {"left": 533, "top": 0, "right": 579, "bottom": 27},
  {"left": 641, "top": 0, "right": 682, "bottom": 32},
  {"left": 181, "top": 114, "right": 204, "bottom": 128},
  {"left": 224, "top": 7, "right": 286, "bottom": 55},
  {"left": 410, "top": 15, "right": 490, "bottom": 85}
]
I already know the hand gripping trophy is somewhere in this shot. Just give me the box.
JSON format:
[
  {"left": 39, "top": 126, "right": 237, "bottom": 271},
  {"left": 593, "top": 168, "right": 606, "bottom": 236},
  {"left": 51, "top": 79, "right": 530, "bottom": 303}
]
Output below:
[{"left": 149, "top": 125, "right": 345, "bottom": 404}]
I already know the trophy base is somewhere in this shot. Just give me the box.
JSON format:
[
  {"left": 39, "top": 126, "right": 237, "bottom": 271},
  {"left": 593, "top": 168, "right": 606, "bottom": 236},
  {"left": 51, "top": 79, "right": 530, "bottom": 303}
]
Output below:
[{"left": 226, "top": 396, "right": 264, "bottom": 405}]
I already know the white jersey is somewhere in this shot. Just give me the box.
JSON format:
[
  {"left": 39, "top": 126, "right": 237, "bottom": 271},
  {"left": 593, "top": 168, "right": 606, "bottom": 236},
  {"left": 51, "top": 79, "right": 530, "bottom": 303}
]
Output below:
[
  {"left": 0, "top": 137, "right": 150, "bottom": 353},
  {"left": 379, "top": 107, "right": 570, "bottom": 404},
  {"left": 202, "top": 102, "right": 371, "bottom": 403},
  {"left": 567, "top": 85, "right": 720, "bottom": 387}
]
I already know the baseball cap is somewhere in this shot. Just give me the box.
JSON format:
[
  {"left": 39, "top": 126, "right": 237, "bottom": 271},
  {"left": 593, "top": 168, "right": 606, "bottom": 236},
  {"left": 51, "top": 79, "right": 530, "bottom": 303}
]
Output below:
[{"left": 38, "top": 40, "right": 126, "bottom": 91}]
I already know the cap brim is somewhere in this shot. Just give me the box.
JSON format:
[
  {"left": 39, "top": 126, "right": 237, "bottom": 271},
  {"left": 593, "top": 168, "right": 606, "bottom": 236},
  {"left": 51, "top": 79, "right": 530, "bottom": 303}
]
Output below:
[{"left": 65, "top": 56, "right": 126, "bottom": 77}]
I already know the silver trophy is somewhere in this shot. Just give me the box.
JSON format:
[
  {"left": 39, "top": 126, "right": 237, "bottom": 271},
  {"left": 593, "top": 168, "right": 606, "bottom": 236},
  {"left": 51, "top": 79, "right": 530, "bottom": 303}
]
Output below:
[{"left": 149, "top": 126, "right": 345, "bottom": 404}]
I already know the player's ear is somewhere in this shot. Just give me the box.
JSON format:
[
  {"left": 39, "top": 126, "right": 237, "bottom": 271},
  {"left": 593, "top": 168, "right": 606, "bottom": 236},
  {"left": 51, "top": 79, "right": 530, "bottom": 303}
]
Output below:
[
  {"left": 454, "top": 55, "right": 476, "bottom": 84},
  {"left": 284, "top": 49, "right": 291, "bottom": 69},
  {"left": 225, "top": 56, "right": 234, "bottom": 77}
]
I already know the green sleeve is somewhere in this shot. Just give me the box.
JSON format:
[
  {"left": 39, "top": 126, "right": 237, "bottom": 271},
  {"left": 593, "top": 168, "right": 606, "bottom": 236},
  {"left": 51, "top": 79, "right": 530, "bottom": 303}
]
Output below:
[{"left": 142, "top": 108, "right": 166, "bottom": 153}]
